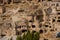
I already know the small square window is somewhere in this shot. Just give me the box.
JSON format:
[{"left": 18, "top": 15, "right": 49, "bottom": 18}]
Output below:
[
  {"left": 49, "top": 26, "right": 51, "bottom": 28},
  {"left": 29, "top": 20, "right": 33, "bottom": 22},
  {"left": 45, "top": 25, "right": 48, "bottom": 27},
  {"left": 1, "top": 34, "right": 5, "bottom": 37},
  {"left": 58, "top": 17, "right": 60, "bottom": 19},
  {"left": 50, "top": 29, "right": 54, "bottom": 31},
  {"left": 56, "top": 3, "right": 59, "bottom": 6},
  {"left": 18, "top": 9, "right": 24, "bottom": 12},
  {"left": 52, "top": 19, "right": 55, "bottom": 22},
  {"left": 57, "top": 20, "right": 60, "bottom": 22},
  {"left": 39, "top": 30, "right": 43, "bottom": 34},
  {"left": 32, "top": 25, "right": 35, "bottom": 28},
  {"left": 38, "top": 0, "right": 40, "bottom": 2},
  {"left": 22, "top": 30, "right": 27, "bottom": 33}
]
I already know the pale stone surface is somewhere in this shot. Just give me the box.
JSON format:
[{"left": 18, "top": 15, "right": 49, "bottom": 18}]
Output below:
[{"left": 0, "top": 0, "right": 60, "bottom": 40}]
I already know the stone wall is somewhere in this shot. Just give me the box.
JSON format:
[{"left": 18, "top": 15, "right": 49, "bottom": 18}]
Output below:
[{"left": 0, "top": 0, "right": 60, "bottom": 40}]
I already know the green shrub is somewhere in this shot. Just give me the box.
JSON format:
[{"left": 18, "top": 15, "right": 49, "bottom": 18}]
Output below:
[
  {"left": 16, "top": 36, "right": 22, "bottom": 40},
  {"left": 16, "top": 30, "right": 40, "bottom": 40}
]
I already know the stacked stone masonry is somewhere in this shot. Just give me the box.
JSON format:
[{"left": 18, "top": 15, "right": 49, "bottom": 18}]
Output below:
[{"left": 0, "top": 0, "right": 60, "bottom": 40}]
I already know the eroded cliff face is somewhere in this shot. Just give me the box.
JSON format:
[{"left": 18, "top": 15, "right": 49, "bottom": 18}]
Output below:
[{"left": 0, "top": 0, "right": 60, "bottom": 40}]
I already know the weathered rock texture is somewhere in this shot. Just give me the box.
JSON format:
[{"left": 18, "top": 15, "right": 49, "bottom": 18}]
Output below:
[{"left": 0, "top": 0, "right": 60, "bottom": 40}]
